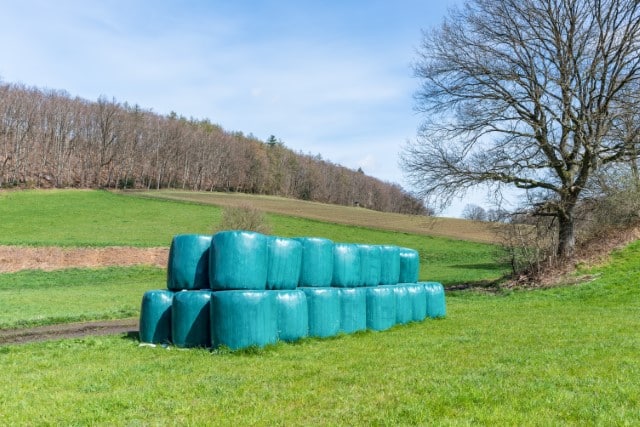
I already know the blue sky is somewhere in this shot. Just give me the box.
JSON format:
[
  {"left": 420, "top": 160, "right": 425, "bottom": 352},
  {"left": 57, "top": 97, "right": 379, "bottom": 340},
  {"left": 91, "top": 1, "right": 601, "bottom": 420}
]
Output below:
[{"left": 0, "top": 1, "right": 482, "bottom": 216}]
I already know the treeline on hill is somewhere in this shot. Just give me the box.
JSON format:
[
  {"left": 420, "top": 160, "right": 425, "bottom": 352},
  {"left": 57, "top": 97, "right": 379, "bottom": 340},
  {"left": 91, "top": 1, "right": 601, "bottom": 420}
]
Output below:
[{"left": 0, "top": 82, "right": 426, "bottom": 214}]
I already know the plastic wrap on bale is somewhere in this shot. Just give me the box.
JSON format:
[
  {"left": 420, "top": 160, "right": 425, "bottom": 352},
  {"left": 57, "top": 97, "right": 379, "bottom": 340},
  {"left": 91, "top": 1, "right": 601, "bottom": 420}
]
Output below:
[
  {"left": 394, "top": 285, "right": 412, "bottom": 325},
  {"left": 405, "top": 283, "right": 427, "bottom": 322},
  {"left": 422, "top": 282, "right": 447, "bottom": 318},
  {"left": 139, "top": 290, "right": 174, "bottom": 344},
  {"left": 167, "top": 234, "right": 212, "bottom": 291},
  {"left": 172, "top": 290, "right": 212, "bottom": 348},
  {"left": 365, "top": 286, "right": 396, "bottom": 331},
  {"left": 300, "top": 287, "right": 340, "bottom": 338},
  {"left": 267, "top": 237, "right": 302, "bottom": 290},
  {"left": 274, "top": 290, "right": 308, "bottom": 342},
  {"left": 359, "top": 244, "right": 382, "bottom": 287},
  {"left": 210, "top": 230, "right": 268, "bottom": 290},
  {"left": 297, "top": 237, "right": 334, "bottom": 287},
  {"left": 210, "top": 290, "right": 277, "bottom": 350},
  {"left": 338, "top": 287, "right": 367, "bottom": 333},
  {"left": 332, "top": 243, "right": 361, "bottom": 287},
  {"left": 378, "top": 245, "right": 400, "bottom": 285},
  {"left": 398, "top": 247, "right": 420, "bottom": 284}
]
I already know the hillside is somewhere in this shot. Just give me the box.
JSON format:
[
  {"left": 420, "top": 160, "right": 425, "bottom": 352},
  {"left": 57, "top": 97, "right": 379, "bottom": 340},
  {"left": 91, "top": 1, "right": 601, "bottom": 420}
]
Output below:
[
  {"left": 0, "top": 82, "right": 424, "bottom": 215},
  {"left": 0, "top": 189, "right": 506, "bottom": 284},
  {"left": 126, "top": 190, "right": 501, "bottom": 244}
]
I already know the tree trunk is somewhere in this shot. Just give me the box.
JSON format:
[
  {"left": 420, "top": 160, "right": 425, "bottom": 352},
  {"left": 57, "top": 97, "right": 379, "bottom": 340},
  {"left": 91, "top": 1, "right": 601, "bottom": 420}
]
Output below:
[{"left": 557, "top": 213, "right": 576, "bottom": 259}]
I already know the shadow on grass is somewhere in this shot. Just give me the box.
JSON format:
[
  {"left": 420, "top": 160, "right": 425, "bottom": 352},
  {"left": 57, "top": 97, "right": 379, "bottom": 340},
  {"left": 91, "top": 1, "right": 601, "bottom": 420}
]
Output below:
[
  {"left": 449, "top": 263, "right": 509, "bottom": 271},
  {"left": 122, "top": 330, "right": 139, "bottom": 342}
]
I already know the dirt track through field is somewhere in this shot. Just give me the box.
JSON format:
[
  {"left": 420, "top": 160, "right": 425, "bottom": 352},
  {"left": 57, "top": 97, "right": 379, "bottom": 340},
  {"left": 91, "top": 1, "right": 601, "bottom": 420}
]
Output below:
[{"left": 0, "top": 318, "right": 139, "bottom": 345}]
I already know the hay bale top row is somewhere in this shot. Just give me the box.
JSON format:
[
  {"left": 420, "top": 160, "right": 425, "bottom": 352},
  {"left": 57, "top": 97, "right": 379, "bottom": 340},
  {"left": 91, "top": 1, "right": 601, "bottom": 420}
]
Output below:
[{"left": 167, "top": 230, "right": 421, "bottom": 291}]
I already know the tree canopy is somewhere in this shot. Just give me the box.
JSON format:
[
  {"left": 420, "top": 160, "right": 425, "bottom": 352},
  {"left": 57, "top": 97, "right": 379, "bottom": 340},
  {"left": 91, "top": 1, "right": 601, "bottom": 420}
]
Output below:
[{"left": 402, "top": 0, "right": 640, "bottom": 257}]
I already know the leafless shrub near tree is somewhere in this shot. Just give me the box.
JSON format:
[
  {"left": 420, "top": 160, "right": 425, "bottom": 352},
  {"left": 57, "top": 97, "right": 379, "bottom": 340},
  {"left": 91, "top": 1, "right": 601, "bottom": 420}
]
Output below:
[{"left": 402, "top": 0, "right": 640, "bottom": 259}]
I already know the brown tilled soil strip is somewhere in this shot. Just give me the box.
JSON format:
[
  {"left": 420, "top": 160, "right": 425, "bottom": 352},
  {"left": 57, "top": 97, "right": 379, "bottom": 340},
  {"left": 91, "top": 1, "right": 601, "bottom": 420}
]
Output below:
[
  {"left": 0, "top": 246, "right": 168, "bottom": 273},
  {"left": 0, "top": 318, "right": 139, "bottom": 345}
]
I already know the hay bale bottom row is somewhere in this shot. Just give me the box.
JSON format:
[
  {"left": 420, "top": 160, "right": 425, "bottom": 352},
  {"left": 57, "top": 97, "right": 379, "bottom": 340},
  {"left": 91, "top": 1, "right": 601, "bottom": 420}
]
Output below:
[{"left": 140, "top": 283, "right": 446, "bottom": 350}]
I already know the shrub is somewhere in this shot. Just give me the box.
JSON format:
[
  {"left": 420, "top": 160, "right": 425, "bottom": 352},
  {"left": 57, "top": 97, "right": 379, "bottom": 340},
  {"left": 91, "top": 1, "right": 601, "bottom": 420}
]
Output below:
[{"left": 214, "top": 204, "right": 272, "bottom": 234}]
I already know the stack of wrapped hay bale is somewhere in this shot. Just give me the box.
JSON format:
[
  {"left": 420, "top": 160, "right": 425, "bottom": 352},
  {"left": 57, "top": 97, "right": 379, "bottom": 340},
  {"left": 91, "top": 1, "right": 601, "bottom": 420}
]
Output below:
[{"left": 139, "top": 231, "right": 446, "bottom": 350}]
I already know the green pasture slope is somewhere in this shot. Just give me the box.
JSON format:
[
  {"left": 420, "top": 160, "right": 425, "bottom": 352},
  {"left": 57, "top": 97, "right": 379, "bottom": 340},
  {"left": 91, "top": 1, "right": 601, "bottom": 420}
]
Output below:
[
  {"left": 1, "top": 241, "right": 639, "bottom": 424},
  {"left": 0, "top": 190, "right": 504, "bottom": 328},
  {"left": 0, "top": 190, "right": 505, "bottom": 328}
]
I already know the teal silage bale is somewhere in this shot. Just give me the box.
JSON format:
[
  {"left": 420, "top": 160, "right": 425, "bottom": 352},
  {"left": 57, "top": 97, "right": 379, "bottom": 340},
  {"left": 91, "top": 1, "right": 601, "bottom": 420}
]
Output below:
[
  {"left": 379, "top": 245, "right": 400, "bottom": 285},
  {"left": 274, "top": 290, "right": 308, "bottom": 342},
  {"left": 398, "top": 247, "right": 420, "bottom": 283},
  {"left": 139, "top": 289, "right": 174, "bottom": 344},
  {"left": 297, "top": 237, "right": 334, "bottom": 287},
  {"left": 422, "top": 282, "right": 447, "bottom": 318},
  {"left": 332, "top": 243, "right": 361, "bottom": 287},
  {"left": 365, "top": 286, "right": 396, "bottom": 331},
  {"left": 359, "top": 244, "right": 381, "bottom": 287},
  {"left": 267, "top": 237, "right": 302, "bottom": 290},
  {"left": 300, "top": 287, "right": 340, "bottom": 338},
  {"left": 338, "top": 287, "right": 367, "bottom": 333},
  {"left": 167, "top": 234, "right": 212, "bottom": 291},
  {"left": 405, "top": 283, "right": 427, "bottom": 321},
  {"left": 210, "top": 290, "right": 277, "bottom": 350},
  {"left": 171, "top": 290, "right": 212, "bottom": 348},
  {"left": 210, "top": 230, "right": 268, "bottom": 290},
  {"left": 394, "top": 285, "right": 412, "bottom": 325}
]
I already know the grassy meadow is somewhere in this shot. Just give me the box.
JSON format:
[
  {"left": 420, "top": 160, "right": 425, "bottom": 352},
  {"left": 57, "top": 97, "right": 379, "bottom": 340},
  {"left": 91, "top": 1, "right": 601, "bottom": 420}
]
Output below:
[
  {"left": 128, "top": 189, "right": 501, "bottom": 243},
  {"left": 1, "top": 242, "right": 639, "bottom": 424},
  {"left": 0, "top": 189, "right": 638, "bottom": 424},
  {"left": 0, "top": 190, "right": 503, "bottom": 329}
]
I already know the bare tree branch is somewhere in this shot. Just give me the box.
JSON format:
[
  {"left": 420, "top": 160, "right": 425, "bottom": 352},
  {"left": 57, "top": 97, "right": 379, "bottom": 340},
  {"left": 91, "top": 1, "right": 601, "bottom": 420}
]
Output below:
[{"left": 402, "top": 0, "right": 640, "bottom": 257}]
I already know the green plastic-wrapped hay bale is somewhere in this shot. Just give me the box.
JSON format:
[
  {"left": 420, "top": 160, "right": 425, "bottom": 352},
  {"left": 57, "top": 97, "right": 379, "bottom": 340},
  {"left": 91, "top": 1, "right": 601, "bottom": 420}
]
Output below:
[
  {"left": 394, "top": 285, "right": 412, "bottom": 325},
  {"left": 365, "top": 286, "right": 396, "bottom": 331},
  {"left": 338, "top": 288, "right": 367, "bottom": 333},
  {"left": 297, "top": 237, "right": 334, "bottom": 287},
  {"left": 359, "top": 244, "right": 382, "bottom": 287},
  {"left": 422, "top": 282, "right": 447, "bottom": 318},
  {"left": 398, "top": 247, "right": 420, "bottom": 284},
  {"left": 167, "top": 234, "right": 212, "bottom": 291},
  {"left": 139, "top": 289, "right": 174, "bottom": 344},
  {"left": 379, "top": 245, "right": 400, "bottom": 285},
  {"left": 210, "top": 290, "right": 277, "bottom": 350},
  {"left": 267, "top": 237, "right": 302, "bottom": 290},
  {"left": 274, "top": 290, "right": 308, "bottom": 342},
  {"left": 332, "top": 243, "right": 361, "bottom": 287},
  {"left": 300, "top": 287, "right": 340, "bottom": 338},
  {"left": 405, "top": 283, "right": 427, "bottom": 322},
  {"left": 171, "top": 290, "right": 212, "bottom": 348},
  {"left": 210, "top": 230, "right": 268, "bottom": 290}
]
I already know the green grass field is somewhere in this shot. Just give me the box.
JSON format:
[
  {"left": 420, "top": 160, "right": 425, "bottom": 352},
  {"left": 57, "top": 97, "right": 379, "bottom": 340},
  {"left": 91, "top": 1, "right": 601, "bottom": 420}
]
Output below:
[
  {"left": 0, "top": 267, "right": 164, "bottom": 329},
  {"left": 0, "top": 190, "right": 503, "bottom": 329},
  {"left": 0, "top": 189, "right": 505, "bottom": 285},
  {"left": 0, "top": 189, "right": 638, "bottom": 424},
  {"left": 129, "top": 189, "right": 502, "bottom": 243},
  {"left": 1, "top": 242, "right": 639, "bottom": 424}
]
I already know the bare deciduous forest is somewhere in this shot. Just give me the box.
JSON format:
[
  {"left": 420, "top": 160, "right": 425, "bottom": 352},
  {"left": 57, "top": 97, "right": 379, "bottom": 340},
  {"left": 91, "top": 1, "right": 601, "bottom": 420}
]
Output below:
[{"left": 0, "top": 82, "right": 425, "bottom": 215}]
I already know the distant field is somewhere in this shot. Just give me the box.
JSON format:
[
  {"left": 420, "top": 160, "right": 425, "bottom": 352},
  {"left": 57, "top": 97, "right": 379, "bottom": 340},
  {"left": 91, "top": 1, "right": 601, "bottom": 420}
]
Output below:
[
  {"left": 0, "top": 189, "right": 506, "bottom": 285},
  {"left": 125, "top": 190, "right": 501, "bottom": 243},
  {"left": 0, "top": 189, "right": 507, "bottom": 329}
]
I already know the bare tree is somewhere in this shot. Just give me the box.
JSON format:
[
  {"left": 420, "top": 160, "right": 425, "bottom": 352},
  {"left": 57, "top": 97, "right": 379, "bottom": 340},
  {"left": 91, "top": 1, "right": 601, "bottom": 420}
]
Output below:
[
  {"left": 402, "top": 0, "right": 640, "bottom": 258},
  {"left": 462, "top": 204, "right": 488, "bottom": 221}
]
